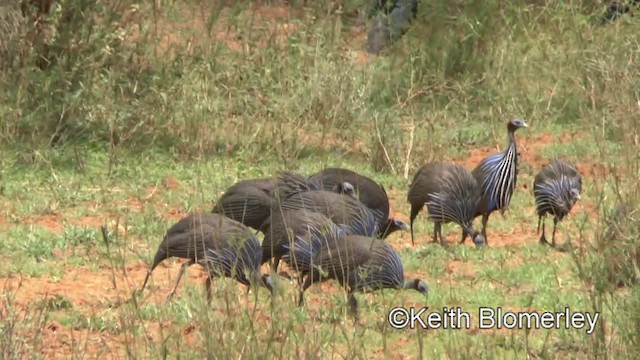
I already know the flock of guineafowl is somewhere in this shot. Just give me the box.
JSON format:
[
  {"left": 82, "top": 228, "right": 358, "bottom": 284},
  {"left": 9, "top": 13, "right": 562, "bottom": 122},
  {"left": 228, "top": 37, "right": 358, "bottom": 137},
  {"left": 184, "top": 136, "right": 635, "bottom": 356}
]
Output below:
[{"left": 139, "top": 118, "right": 584, "bottom": 321}]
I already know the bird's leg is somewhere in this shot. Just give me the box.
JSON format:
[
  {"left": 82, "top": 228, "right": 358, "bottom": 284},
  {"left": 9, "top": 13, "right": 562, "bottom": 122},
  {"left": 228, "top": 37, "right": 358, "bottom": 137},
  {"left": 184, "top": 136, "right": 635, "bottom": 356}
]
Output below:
[
  {"left": 205, "top": 277, "right": 212, "bottom": 305},
  {"left": 348, "top": 292, "right": 359, "bottom": 324},
  {"left": 432, "top": 223, "right": 440, "bottom": 244},
  {"left": 271, "top": 256, "right": 281, "bottom": 273},
  {"left": 551, "top": 217, "right": 558, "bottom": 248},
  {"left": 539, "top": 216, "right": 549, "bottom": 246},
  {"left": 251, "top": 282, "right": 259, "bottom": 315},
  {"left": 481, "top": 214, "right": 490, "bottom": 246},
  {"left": 436, "top": 223, "right": 445, "bottom": 246},
  {"left": 140, "top": 269, "right": 152, "bottom": 294},
  {"left": 410, "top": 220, "right": 415, "bottom": 247},
  {"left": 537, "top": 215, "right": 541, "bottom": 235},
  {"left": 298, "top": 275, "right": 313, "bottom": 307},
  {"left": 166, "top": 260, "right": 195, "bottom": 302}
]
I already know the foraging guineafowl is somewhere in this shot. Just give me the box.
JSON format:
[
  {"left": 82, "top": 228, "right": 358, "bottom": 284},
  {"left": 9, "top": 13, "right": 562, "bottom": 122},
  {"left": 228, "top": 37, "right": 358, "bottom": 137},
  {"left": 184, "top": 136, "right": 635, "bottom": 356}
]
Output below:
[
  {"left": 260, "top": 208, "right": 346, "bottom": 274},
  {"left": 275, "top": 188, "right": 380, "bottom": 238},
  {"left": 140, "top": 213, "right": 273, "bottom": 301},
  {"left": 308, "top": 167, "right": 409, "bottom": 238},
  {"left": 290, "top": 235, "right": 429, "bottom": 321},
  {"left": 471, "top": 119, "right": 528, "bottom": 245},
  {"left": 533, "top": 159, "right": 582, "bottom": 247},
  {"left": 212, "top": 172, "right": 353, "bottom": 234},
  {"left": 366, "top": 0, "right": 418, "bottom": 54},
  {"left": 408, "top": 162, "right": 485, "bottom": 247},
  {"left": 212, "top": 178, "right": 278, "bottom": 231}
]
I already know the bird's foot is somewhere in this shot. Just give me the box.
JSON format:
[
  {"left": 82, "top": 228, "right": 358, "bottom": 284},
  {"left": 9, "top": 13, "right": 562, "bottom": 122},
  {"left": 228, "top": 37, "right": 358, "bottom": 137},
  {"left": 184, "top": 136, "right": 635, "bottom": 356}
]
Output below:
[{"left": 539, "top": 235, "right": 551, "bottom": 246}]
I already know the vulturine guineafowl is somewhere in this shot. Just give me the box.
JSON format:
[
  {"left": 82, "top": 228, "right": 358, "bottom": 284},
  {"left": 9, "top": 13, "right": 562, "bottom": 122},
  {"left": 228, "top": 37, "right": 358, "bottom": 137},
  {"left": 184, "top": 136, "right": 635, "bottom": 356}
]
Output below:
[
  {"left": 260, "top": 208, "right": 347, "bottom": 274},
  {"left": 212, "top": 172, "right": 353, "bottom": 234},
  {"left": 274, "top": 173, "right": 380, "bottom": 237},
  {"left": 140, "top": 213, "right": 273, "bottom": 301},
  {"left": 308, "top": 167, "right": 409, "bottom": 239},
  {"left": 533, "top": 159, "right": 582, "bottom": 247},
  {"left": 288, "top": 234, "right": 428, "bottom": 321},
  {"left": 471, "top": 119, "right": 528, "bottom": 245},
  {"left": 366, "top": 0, "right": 418, "bottom": 54},
  {"left": 275, "top": 171, "right": 355, "bottom": 201},
  {"left": 212, "top": 178, "right": 278, "bottom": 231},
  {"left": 408, "top": 162, "right": 485, "bottom": 247}
]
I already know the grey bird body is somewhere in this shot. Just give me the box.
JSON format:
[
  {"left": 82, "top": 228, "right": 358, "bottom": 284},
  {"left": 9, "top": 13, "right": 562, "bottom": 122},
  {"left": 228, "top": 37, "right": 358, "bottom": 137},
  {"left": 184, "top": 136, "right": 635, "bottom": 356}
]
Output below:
[
  {"left": 470, "top": 119, "right": 528, "bottom": 245},
  {"left": 533, "top": 159, "right": 582, "bottom": 247},
  {"left": 275, "top": 186, "right": 380, "bottom": 238},
  {"left": 212, "top": 178, "right": 278, "bottom": 231},
  {"left": 408, "top": 162, "right": 485, "bottom": 246},
  {"left": 308, "top": 167, "right": 409, "bottom": 238},
  {"left": 260, "top": 208, "right": 346, "bottom": 273},
  {"left": 141, "top": 213, "right": 272, "bottom": 301},
  {"left": 292, "top": 235, "right": 428, "bottom": 321},
  {"left": 365, "top": 0, "right": 418, "bottom": 54},
  {"left": 212, "top": 172, "right": 351, "bottom": 234}
]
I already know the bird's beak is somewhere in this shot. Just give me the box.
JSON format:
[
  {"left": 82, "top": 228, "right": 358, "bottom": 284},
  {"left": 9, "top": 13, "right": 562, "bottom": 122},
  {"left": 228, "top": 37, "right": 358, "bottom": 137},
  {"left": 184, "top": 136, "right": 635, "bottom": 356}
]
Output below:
[
  {"left": 399, "top": 222, "right": 410, "bottom": 232},
  {"left": 576, "top": 192, "right": 581, "bottom": 200},
  {"left": 521, "top": 121, "right": 529, "bottom": 128}
]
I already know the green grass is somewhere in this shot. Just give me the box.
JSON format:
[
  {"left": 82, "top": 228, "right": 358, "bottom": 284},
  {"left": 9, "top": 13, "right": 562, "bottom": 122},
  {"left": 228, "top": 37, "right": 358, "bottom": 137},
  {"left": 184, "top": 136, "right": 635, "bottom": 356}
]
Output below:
[{"left": 1, "top": 0, "right": 639, "bottom": 358}]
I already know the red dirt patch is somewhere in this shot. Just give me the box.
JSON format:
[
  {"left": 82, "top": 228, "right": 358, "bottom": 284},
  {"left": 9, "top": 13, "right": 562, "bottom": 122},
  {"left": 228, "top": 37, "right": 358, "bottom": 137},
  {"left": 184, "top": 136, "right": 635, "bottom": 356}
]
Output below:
[
  {"left": 575, "top": 162, "right": 609, "bottom": 179},
  {"left": 70, "top": 215, "right": 109, "bottom": 229},
  {"left": 164, "top": 176, "right": 181, "bottom": 190},
  {"left": 445, "top": 260, "right": 478, "bottom": 281},
  {"left": 251, "top": 4, "right": 304, "bottom": 20},
  {"left": 164, "top": 207, "right": 188, "bottom": 222},
  {"left": 39, "top": 321, "right": 126, "bottom": 359},
  {"left": 0, "top": 213, "right": 8, "bottom": 230},
  {"left": 23, "top": 213, "right": 64, "bottom": 234}
]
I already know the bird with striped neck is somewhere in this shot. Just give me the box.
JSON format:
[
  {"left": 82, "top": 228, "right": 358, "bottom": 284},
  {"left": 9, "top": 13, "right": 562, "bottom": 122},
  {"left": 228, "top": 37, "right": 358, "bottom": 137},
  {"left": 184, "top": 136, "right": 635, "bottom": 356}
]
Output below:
[{"left": 467, "top": 118, "right": 528, "bottom": 245}]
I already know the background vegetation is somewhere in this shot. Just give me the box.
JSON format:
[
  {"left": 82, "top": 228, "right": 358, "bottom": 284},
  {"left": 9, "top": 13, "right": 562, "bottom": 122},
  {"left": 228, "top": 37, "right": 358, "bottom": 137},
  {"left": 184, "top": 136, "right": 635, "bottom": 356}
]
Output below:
[{"left": 0, "top": 0, "right": 639, "bottom": 358}]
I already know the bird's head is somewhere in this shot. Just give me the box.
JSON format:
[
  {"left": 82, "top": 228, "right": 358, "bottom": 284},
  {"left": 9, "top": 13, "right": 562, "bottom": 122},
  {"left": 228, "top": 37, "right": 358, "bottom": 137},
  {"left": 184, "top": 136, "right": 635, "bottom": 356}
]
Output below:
[
  {"left": 413, "top": 279, "right": 430, "bottom": 297},
  {"left": 380, "top": 218, "right": 410, "bottom": 238},
  {"left": 508, "top": 118, "right": 529, "bottom": 132},
  {"left": 334, "top": 181, "right": 357, "bottom": 198},
  {"left": 569, "top": 188, "right": 581, "bottom": 203},
  {"left": 472, "top": 232, "right": 486, "bottom": 247},
  {"left": 262, "top": 274, "right": 275, "bottom": 295}
]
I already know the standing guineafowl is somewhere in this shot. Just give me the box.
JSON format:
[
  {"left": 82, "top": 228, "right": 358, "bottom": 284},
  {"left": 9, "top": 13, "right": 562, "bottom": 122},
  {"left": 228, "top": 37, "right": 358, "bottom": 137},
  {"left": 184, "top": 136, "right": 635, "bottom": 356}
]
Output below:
[
  {"left": 140, "top": 213, "right": 273, "bottom": 301},
  {"left": 366, "top": 0, "right": 418, "bottom": 54},
  {"left": 408, "top": 162, "right": 485, "bottom": 247},
  {"left": 290, "top": 235, "right": 429, "bottom": 321},
  {"left": 308, "top": 167, "right": 409, "bottom": 238},
  {"left": 471, "top": 118, "right": 528, "bottom": 245},
  {"left": 533, "top": 159, "right": 582, "bottom": 247}
]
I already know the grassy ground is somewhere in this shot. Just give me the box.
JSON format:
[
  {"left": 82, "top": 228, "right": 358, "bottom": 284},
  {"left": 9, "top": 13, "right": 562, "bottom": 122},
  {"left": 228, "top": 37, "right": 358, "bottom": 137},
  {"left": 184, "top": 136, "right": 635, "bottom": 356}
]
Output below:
[{"left": 1, "top": 0, "right": 639, "bottom": 359}]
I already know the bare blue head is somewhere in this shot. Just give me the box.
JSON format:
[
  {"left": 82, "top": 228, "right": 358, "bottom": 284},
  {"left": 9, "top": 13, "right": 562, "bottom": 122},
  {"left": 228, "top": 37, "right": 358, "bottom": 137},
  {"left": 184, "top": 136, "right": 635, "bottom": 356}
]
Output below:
[
  {"left": 334, "top": 182, "right": 357, "bottom": 198},
  {"left": 473, "top": 232, "right": 486, "bottom": 247},
  {"left": 508, "top": 118, "right": 529, "bottom": 133},
  {"left": 381, "top": 218, "right": 410, "bottom": 238},
  {"left": 404, "top": 278, "right": 429, "bottom": 296}
]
